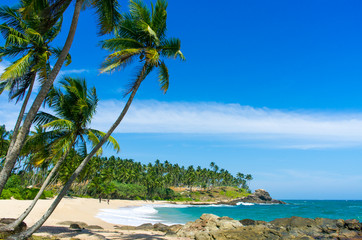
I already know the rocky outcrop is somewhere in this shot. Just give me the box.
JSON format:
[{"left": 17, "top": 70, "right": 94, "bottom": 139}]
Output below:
[
  {"left": 224, "top": 189, "right": 286, "bottom": 205},
  {"left": 176, "top": 214, "right": 362, "bottom": 240},
  {"left": 0, "top": 218, "right": 27, "bottom": 239}
]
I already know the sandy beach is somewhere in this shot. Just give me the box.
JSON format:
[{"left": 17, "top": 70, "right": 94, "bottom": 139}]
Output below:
[{"left": 0, "top": 197, "right": 188, "bottom": 239}]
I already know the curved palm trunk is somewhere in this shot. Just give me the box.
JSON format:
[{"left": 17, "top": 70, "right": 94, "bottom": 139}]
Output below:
[
  {"left": 0, "top": 0, "right": 84, "bottom": 195},
  {"left": 8, "top": 72, "right": 37, "bottom": 152},
  {"left": 0, "top": 140, "right": 75, "bottom": 232},
  {"left": 10, "top": 64, "right": 147, "bottom": 240}
]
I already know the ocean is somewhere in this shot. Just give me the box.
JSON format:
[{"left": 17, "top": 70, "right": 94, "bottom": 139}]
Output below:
[{"left": 96, "top": 200, "right": 362, "bottom": 226}]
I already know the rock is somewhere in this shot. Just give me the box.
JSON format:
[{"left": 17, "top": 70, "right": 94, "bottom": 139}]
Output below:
[
  {"left": 0, "top": 218, "right": 27, "bottom": 239},
  {"left": 271, "top": 216, "right": 315, "bottom": 228},
  {"left": 85, "top": 225, "right": 104, "bottom": 230},
  {"left": 114, "top": 225, "right": 137, "bottom": 230},
  {"left": 345, "top": 219, "right": 361, "bottom": 231},
  {"left": 200, "top": 214, "right": 219, "bottom": 221},
  {"left": 239, "top": 219, "right": 266, "bottom": 226},
  {"left": 216, "top": 219, "right": 243, "bottom": 230},
  {"left": 58, "top": 221, "right": 88, "bottom": 228},
  {"left": 69, "top": 223, "right": 82, "bottom": 229},
  {"left": 225, "top": 189, "right": 286, "bottom": 205},
  {"left": 219, "top": 216, "right": 234, "bottom": 221},
  {"left": 135, "top": 223, "right": 154, "bottom": 230},
  {"left": 177, "top": 215, "right": 362, "bottom": 240},
  {"left": 211, "top": 225, "right": 281, "bottom": 240},
  {"left": 153, "top": 223, "right": 169, "bottom": 232},
  {"left": 195, "top": 231, "right": 213, "bottom": 240},
  {"left": 168, "top": 224, "right": 183, "bottom": 233}
]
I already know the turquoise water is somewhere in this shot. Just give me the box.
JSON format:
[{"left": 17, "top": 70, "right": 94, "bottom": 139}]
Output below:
[{"left": 154, "top": 201, "right": 362, "bottom": 224}]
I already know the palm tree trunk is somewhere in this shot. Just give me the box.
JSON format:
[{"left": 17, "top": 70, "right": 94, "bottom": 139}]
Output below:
[
  {"left": 8, "top": 72, "right": 37, "bottom": 152},
  {"left": 9, "top": 64, "right": 148, "bottom": 240},
  {"left": 0, "top": 0, "right": 84, "bottom": 196},
  {"left": 0, "top": 140, "right": 75, "bottom": 232}
]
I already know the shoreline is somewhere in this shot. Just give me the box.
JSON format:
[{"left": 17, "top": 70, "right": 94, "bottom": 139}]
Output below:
[{"left": 0, "top": 197, "right": 184, "bottom": 239}]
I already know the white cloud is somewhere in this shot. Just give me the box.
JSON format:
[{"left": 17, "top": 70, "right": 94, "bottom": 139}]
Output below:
[{"left": 92, "top": 99, "right": 362, "bottom": 148}]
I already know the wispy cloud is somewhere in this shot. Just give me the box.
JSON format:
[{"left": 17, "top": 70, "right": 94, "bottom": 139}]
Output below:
[
  {"left": 92, "top": 99, "right": 362, "bottom": 149},
  {"left": 3, "top": 89, "right": 362, "bottom": 149}
]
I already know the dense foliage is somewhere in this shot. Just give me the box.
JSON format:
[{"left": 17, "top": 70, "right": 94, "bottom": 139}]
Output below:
[{"left": 0, "top": 124, "right": 253, "bottom": 200}]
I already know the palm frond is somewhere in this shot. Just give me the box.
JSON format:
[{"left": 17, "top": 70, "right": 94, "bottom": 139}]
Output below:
[
  {"left": 85, "top": 130, "right": 103, "bottom": 156},
  {"left": 101, "top": 51, "right": 139, "bottom": 73},
  {"left": 50, "top": 47, "right": 71, "bottom": 66},
  {"left": 43, "top": 119, "right": 74, "bottom": 131},
  {"left": 158, "top": 61, "right": 169, "bottom": 93},
  {"left": 160, "top": 38, "right": 185, "bottom": 60},
  {"left": 130, "top": 0, "right": 151, "bottom": 24},
  {"left": 88, "top": 129, "right": 120, "bottom": 152},
  {"left": 33, "top": 111, "right": 60, "bottom": 125},
  {"left": 0, "top": 5, "right": 23, "bottom": 32},
  {"left": 101, "top": 38, "right": 143, "bottom": 51},
  {"left": 92, "top": 0, "right": 122, "bottom": 35},
  {"left": 151, "top": 0, "right": 167, "bottom": 40},
  {"left": 0, "top": 45, "right": 30, "bottom": 58},
  {"left": 0, "top": 51, "right": 33, "bottom": 80}
]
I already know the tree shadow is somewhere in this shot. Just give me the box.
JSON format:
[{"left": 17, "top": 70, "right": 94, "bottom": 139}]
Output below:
[
  {"left": 36, "top": 226, "right": 101, "bottom": 238},
  {"left": 120, "top": 233, "right": 167, "bottom": 240}
]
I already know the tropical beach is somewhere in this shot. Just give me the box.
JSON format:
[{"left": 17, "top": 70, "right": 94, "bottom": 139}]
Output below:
[
  {"left": 0, "top": 198, "right": 179, "bottom": 239},
  {"left": 1, "top": 0, "right": 362, "bottom": 239}
]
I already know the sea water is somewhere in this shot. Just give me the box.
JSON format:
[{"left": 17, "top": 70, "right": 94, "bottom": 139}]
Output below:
[{"left": 96, "top": 200, "right": 362, "bottom": 226}]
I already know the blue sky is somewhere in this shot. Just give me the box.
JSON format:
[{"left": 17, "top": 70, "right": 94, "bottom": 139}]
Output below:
[{"left": 1, "top": 0, "right": 362, "bottom": 199}]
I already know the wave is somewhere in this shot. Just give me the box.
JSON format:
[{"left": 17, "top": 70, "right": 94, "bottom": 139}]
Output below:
[
  {"left": 96, "top": 205, "right": 166, "bottom": 226},
  {"left": 236, "top": 202, "right": 255, "bottom": 206},
  {"left": 96, "top": 203, "right": 238, "bottom": 226}
]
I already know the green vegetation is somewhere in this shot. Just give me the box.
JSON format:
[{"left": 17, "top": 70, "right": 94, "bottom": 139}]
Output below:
[
  {"left": 0, "top": 0, "right": 251, "bottom": 238},
  {"left": 1, "top": 155, "right": 252, "bottom": 201}
]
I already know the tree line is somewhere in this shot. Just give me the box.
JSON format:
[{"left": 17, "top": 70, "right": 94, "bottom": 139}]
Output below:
[{"left": 0, "top": 0, "right": 249, "bottom": 239}]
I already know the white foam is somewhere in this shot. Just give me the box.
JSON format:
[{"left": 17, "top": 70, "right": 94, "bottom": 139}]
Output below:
[
  {"left": 96, "top": 205, "right": 163, "bottom": 226},
  {"left": 236, "top": 202, "right": 255, "bottom": 206},
  {"left": 96, "top": 203, "right": 238, "bottom": 226}
]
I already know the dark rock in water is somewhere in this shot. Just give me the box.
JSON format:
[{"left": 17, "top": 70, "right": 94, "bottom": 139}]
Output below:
[
  {"left": 135, "top": 223, "right": 154, "bottom": 230},
  {"left": 224, "top": 189, "right": 286, "bottom": 205},
  {"left": 176, "top": 214, "right": 362, "bottom": 240},
  {"left": 0, "top": 218, "right": 27, "bottom": 238}
]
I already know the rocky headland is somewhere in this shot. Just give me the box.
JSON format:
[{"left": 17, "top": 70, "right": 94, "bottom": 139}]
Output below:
[
  {"left": 176, "top": 214, "right": 362, "bottom": 240},
  {"left": 219, "top": 189, "right": 286, "bottom": 205}
]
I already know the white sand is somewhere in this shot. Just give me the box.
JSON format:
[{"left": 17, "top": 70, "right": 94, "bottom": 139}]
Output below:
[{"left": 0, "top": 198, "right": 188, "bottom": 239}]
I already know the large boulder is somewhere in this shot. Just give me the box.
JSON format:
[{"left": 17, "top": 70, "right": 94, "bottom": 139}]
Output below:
[{"left": 177, "top": 214, "right": 243, "bottom": 239}]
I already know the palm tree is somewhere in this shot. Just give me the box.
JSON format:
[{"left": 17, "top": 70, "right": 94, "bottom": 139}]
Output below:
[
  {"left": 0, "top": 0, "right": 121, "bottom": 195},
  {"left": 2, "top": 77, "right": 119, "bottom": 232},
  {"left": 10, "top": 1, "right": 184, "bottom": 238},
  {"left": 0, "top": 4, "right": 71, "bottom": 152},
  {"left": 0, "top": 125, "right": 10, "bottom": 161}
]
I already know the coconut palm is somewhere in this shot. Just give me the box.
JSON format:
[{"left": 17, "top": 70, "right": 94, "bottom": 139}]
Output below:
[
  {"left": 0, "top": 125, "right": 10, "bottom": 161},
  {"left": 0, "top": 4, "right": 71, "bottom": 152},
  {"left": 0, "top": 0, "right": 121, "bottom": 196},
  {"left": 3, "top": 77, "right": 120, "bottom": 233},
  {"left": 10, "top": 1, "right": 184, "bottom": 238}
]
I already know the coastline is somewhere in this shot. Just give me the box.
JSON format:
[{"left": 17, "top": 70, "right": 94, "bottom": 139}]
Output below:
[{"left": 0, "top": 197, "right": 182, "bottom": 239}]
